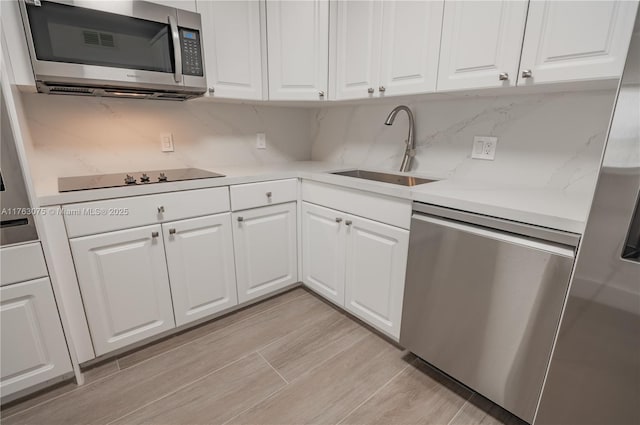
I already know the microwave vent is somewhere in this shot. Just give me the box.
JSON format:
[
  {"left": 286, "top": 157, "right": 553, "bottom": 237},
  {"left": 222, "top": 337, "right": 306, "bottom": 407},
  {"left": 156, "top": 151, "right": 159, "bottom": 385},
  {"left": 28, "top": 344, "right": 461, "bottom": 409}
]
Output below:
[{"left": 49, "top": 86, "right": 93, "bottom": 94}]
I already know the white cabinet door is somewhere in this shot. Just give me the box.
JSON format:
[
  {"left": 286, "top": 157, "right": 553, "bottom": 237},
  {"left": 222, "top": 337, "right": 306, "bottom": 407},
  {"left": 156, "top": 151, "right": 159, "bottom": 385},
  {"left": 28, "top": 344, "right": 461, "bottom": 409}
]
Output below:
[
  {"left": 149, "top": 0, "right": 197, "bottom": 12},
  {"left": 70, "top": 225, "right": 175, "bottom": 356},
  {"left": 163, "top": 214, "right": 238, "bottom": 327},
  {"left": 232, "top": 203, "right": 298, "bottom": 303},
  {"left": 437, "top": 0, "right": 528, "bottom": 91},
  {"left": 301, "top": 202, "right": 346, "bottom": 306},
  {"left": 519, "top": 1, "right": 638, "bottom": 85},
  {"left": 379, "top": 1, "right": 443, "bottom": 96},
  {"left": 198, "top": 0, "right": 265, "bottom": 100},
  {"left": 266, "top": 0, "right": 329, "bottom": 100},
  {"left": 0, "top": 278, "right": 72, "bottom": 397},
  {"left": 344, "top": 215, "right": 409, "bottom": 340},
  {"left": 0, "top": 0, "right": 36, "bottom": 87}
]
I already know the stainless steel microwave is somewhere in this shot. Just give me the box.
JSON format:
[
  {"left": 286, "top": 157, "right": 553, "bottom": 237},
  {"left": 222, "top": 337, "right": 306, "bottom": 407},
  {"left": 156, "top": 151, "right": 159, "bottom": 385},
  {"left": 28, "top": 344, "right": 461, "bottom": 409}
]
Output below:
[{"left": 19, "top": 0, "right": 207, "bottom": 100}]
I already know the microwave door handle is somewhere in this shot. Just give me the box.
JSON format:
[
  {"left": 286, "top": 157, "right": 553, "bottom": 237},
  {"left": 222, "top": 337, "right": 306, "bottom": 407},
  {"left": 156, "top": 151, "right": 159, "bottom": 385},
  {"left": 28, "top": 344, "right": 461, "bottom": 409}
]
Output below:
[{"left": 168, "top": 15, "right": 182, "bottom": 83}]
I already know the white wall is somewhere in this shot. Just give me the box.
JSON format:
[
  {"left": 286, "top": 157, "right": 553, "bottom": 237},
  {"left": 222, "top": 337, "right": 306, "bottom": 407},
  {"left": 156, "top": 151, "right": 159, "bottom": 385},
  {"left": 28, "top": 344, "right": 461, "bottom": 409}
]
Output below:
[
  {"left": 310, "top": 90, "right": 616, "bottom": 196},
  {"left": 20, "top": 93, "right": 313, "bottom": 193}
]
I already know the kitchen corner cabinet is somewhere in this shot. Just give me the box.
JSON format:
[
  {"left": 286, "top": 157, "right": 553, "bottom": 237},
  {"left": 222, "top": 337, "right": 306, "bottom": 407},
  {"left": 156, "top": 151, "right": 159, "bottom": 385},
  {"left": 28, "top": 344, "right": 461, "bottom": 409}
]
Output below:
[
  {"left": 1, "top": 278, "right": 72, "bottom": 396},
  {"left": 70, "top": 225, "right": 176, "bottom": 356},
  {"left": 301, "top": 201, "right": 409, "bottom": 339},
  {"left": 332, "top": 0, "right": 443, "bottom": 100},
  {"left": 232, "top": 202, "right": 298, "bottom": 303},
  {"left": 518, "top": 1, "right": 639, "bottom": 85},
  {"left": 266, "top": 0, "right": 329, "bottom": 101},
  {"left": 197, "top": 0, "right": 265, "bottom": 100},
  {"left": 437, "top": 1, "right": 528, "bottom": 91},
  {"left": 163, "top": 214, "right": 238, "bottom": 327}
]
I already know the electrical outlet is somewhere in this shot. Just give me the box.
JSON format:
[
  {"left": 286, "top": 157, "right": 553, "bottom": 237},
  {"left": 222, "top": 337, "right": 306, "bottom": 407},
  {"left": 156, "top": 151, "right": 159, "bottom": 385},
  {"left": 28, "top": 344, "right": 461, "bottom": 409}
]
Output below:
[
  {"left": 256, "top": 133, "right": 266, "bottom": 149},
  {"left": 471, "top": 136, "right": 497, "bottom": 160},
  {"left": 160, "top": 133, "right": 174, "bottom": 152}
]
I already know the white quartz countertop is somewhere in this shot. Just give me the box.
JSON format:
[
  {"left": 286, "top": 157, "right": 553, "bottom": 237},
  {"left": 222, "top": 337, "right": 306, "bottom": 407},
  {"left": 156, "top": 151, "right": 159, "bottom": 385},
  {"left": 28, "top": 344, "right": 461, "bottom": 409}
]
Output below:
[{"left": 35, "top": 161, "right": 590, "bottom": 234}]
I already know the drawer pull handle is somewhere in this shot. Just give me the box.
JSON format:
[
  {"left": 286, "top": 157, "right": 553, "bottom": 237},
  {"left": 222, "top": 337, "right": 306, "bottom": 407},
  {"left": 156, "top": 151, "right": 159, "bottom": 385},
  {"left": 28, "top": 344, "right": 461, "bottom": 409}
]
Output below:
[
  {"left": 336, "top": 218, "right": 343, "bottom": 223},
  {"left": 521, "top": 69, "right": 532, "bottom": 78},
  {"left": 345, "top": 220, "right": 352, "bottom": 226},
  {"left": 157, "top": 206, "right": 165, "bottom": 213},
  {"left": 169, "top": 228, "right": 176, "bottom": 235},
  {"left": 237, "top": 216, "right": 244, "bottom": 222},
  {"left": 266, "top": 191, "right": 272, "bottom": 198},
  {"left": 499, "top": 72, "right": 509, "bottom": 81},
  {"left": 151, "top": 231, "right": 159, "bottom": 238}
]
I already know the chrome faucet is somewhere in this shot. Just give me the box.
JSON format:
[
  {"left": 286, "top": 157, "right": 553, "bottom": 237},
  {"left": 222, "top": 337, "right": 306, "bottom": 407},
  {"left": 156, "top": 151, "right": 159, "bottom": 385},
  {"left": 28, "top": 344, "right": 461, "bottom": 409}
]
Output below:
[{"left": 384, "top": 105, "right": 416, "bottom": 172}]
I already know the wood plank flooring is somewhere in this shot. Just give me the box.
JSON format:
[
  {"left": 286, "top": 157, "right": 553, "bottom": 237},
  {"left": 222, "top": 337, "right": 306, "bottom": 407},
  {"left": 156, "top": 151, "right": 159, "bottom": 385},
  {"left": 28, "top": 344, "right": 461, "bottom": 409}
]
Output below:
[{"left": 1, "top": 287, "right": 528, "bottom": 425}]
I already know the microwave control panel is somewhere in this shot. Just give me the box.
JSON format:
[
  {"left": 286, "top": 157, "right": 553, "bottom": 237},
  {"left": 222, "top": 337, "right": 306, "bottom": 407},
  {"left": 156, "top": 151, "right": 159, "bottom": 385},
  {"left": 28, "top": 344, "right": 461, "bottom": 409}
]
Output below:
[{"left": 180, "top": 29, "right": 203, "bottom": 77}]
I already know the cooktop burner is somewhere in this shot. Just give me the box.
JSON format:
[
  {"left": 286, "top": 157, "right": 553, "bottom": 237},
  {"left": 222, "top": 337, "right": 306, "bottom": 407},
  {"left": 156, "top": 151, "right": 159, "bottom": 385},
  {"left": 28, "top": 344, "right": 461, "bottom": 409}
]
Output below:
[{"left": 58, "top": 168, "right": 225, "bottom": 192}]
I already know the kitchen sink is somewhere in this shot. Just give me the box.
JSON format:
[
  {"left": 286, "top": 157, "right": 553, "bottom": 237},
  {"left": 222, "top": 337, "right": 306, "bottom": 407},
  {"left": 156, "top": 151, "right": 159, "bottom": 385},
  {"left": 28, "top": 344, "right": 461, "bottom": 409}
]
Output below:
[{"left": 331, "top": 170, "right": 436, "bottom": 186}]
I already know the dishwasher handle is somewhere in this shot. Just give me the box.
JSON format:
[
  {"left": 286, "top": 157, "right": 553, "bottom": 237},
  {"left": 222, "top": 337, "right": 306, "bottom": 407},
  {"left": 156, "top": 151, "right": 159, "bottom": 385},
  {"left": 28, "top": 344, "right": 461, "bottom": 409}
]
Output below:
[{"left": 412, "top": 213, "right": 575, "bottom": 258}]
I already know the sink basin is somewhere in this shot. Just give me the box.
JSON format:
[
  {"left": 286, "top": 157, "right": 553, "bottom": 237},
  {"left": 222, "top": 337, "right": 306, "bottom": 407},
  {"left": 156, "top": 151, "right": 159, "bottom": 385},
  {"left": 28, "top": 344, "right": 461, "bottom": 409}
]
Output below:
[{"left": 331, "top": 170, "right": 436, "bottom": 186}]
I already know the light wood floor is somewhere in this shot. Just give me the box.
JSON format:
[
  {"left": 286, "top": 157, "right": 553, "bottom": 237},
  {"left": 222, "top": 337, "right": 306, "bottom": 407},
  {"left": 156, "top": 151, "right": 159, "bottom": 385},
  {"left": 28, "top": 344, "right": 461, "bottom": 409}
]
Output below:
[{"left": 1, "top": 287, "right": 528, "bottom": 425}]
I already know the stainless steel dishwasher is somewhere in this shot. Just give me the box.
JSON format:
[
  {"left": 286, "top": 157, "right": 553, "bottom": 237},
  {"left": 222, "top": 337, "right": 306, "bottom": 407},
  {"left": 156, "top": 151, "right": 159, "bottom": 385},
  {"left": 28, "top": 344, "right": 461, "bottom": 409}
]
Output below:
[{"left": 400, "top": 203, "right": 579, "bottom": 423}]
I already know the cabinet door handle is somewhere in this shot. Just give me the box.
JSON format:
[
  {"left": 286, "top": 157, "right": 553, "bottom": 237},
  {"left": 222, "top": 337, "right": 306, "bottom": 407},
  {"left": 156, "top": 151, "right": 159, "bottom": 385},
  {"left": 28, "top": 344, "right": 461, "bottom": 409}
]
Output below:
[
  {"left": 318, "top": 91, "right": 325, "bottom": 97},
  {"left": 345, "top": 220, "right": 352, "bottom": 226},
  {"left": 151, "top": 231, "right": 159, "bottom": 238},
  {"left": 157, "top": 206, "right": 165, "bottom": 213},
  {"left": 335, "top": 217, "right": 343, "bottom": 223},
  {"left": 367, "top": 87, "right": 374, "bottom": 94},
  {"left": 237, "top": 216, "right": 244, "bottom": 222},
  {"left": 266, "top": 191, "right": 272, "bottom": 198},
  {"left": 378, "top": 86, "right": 386, "bottom": 93},
  {"left": 208, "top": 87, "right": 215, "bottom": 94},
  {"left": 169, "top": 228, "right": 176, "bottom": 235},
  {"left": 499, "top": 72, "right": 509, "bottom": 81},
  {"left": 521, "top": 69, "right": 532, "bottom": 78}
]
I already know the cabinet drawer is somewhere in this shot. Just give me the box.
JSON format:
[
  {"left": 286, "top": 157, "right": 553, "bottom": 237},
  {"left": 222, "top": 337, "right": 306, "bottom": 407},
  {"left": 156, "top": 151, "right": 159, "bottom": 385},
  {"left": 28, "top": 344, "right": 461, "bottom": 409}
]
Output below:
[
  {"left": 0, "top": 242, "right": 48, "bottom": 287},
  {"left": 230, "top": 179, "right": 298, "bottom": 211},
  {"left": 64, "top": 187, "right": 230, "bottom": 238},
  {"left": 301, "top": 180, "right": 411, "bottom": 229}
]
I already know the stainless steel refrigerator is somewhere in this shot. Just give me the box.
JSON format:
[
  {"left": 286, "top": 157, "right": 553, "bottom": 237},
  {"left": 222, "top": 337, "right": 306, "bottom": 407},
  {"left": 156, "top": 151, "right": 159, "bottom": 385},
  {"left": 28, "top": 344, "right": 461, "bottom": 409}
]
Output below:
[{"left": 534, "top": 12, "right": 640, "bottom": 425}]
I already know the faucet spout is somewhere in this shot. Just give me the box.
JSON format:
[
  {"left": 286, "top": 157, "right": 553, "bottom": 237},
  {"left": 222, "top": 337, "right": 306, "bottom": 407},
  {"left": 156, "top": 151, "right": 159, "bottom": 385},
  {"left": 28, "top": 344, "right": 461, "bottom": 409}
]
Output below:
[{"left": 384, "top": 105, "right": 415, "bottom": 172}]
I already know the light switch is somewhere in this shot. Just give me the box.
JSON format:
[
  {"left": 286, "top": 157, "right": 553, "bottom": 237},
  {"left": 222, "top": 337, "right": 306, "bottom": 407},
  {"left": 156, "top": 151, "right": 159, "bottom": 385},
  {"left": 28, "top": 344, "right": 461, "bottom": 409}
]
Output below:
[
  {"left": 256, "top": 133, "right": 267, "bottom": 149},
  {"left": 160, "top": 133, "right": 174, "bottom": 152},
  {"left": 471, "top": 136, "right": 497, "bottom": 160}
]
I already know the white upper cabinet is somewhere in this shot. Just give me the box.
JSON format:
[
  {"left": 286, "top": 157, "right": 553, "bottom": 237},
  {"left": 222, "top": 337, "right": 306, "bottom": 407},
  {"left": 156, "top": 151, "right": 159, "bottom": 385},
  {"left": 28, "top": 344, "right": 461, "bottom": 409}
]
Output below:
[
  {"left": 232, "top": 202, "right": 298, "bottom": 303},
  {"left": 266, "top": 0, "right": 329, "bottom": 100},
  {"left": 333, "top": 0, "right": 443, "bottom": 100},
  {"left": 332, "top": 0, "right": 383, "bottom": 100},
  {"left": 379, "top": 1, "right": 443, "bottom": 96},
  {"left": 437, "top": 1, "right": 528, "bottom": 91},
  {"left": 1, "top": 0, "right": 35, "bottom": 87},
  {"left": 519, "top": 1, "right": 639, "bottom": 85},
  {"left": 163, "top": 214, "right": 238, "bottom": 327},
  {"left": 149, "top": 0, "right": 197, "bottom": 12},
  {"left": 198, "top": 1, "right": 265, "bottom": 100},
  {"left": 70, "top": 225, "right": 175, "bottom": 356}
]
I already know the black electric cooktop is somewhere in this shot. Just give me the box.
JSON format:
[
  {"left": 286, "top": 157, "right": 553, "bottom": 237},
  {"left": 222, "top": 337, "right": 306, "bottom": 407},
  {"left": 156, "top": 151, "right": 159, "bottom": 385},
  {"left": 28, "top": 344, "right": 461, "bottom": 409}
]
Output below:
[{"left": 58, "top": 168, "right": 225, "bottom": 192}]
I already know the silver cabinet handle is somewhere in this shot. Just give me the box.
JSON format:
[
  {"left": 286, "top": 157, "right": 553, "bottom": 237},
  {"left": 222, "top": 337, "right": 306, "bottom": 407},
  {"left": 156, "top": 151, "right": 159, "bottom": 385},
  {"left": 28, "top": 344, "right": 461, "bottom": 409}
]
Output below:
[
  {"left": 499, "top": 72, "right": 509, "bottom": 81},
  {"left": 169, "top": 228, "right": 176, "bottom": 235},
  {"left": 378, "top": 86, "right": 386, "bottom": 92},
  {"left": 319, "top": 91, "right": 325, "bottom": 97},
  {"left": 521, "top": 69, "right": 532, "bottom": 78},
  {"left": 151, "top": 231, "right": 159, "bottom": 238},
  {"left": 345, "top": 220, "right": 352, "bottom": 226},
  {"left": 208, "top": 87, "right": 215, "bottom": 94},
  {"left": 157, "top": 206, "right": 165, "bottom": 213},
  {"left": 367, "top": 88, "right": 374, "bottom": 94},
  {"left": 237, "top": 216, "right": 244, "bottom": 222},
  {"left": 335, "top": 217, "right": 343, "bottom": 223},
  {"left": 266, "top": 191, "right": 272, "bottom": 198},
  {"left": 168, "top": 15, "right": 182, "bottom": 83}
]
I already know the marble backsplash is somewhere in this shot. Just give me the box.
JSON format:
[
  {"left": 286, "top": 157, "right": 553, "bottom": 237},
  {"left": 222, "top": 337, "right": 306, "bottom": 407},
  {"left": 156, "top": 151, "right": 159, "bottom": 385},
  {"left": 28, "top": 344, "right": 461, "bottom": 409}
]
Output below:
[
  {"left": 310, "top": 89, "right": 616, "bottom": 195},
  {"left": 20, "top": 93, "right": 312, "bottom": 189}
]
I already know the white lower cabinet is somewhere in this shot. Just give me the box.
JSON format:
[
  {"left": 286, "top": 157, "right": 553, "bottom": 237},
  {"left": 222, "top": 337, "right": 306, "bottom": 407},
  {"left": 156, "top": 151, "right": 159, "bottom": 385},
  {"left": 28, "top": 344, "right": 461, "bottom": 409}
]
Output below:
[
  {"left": 163, "top": 214, "right": 238, "bottom": 326},
  {"left": 344, "top": 215, "right": 409, "bottom": 339},
  {"left": 0, "top": 278, "right": 72, "bottom": 396},
  {"left": 301, "top": 201, "right": 409, "bottom": 339},
  {"left": 232, "top": 202, "right": 298, "bottom": 303},
  {"left": 70, "top": 225, "right": 176, "bottom": 356},
  {"left": 301, "top": 202, "right": 346, "bottom": 306}
]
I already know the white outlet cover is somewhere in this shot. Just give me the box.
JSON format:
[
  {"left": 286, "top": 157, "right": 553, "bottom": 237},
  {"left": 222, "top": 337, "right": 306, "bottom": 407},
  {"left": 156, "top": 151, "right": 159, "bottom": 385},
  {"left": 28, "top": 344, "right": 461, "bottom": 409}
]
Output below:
[
  {"left": 160, "top": 133, "right": 174, "bottom": 152},
  {"left": 471, "top": 136, "right": 497, "bottom": 160},
  {"left": 256, "top": 133, "right": 267, "bottom": 149}
]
